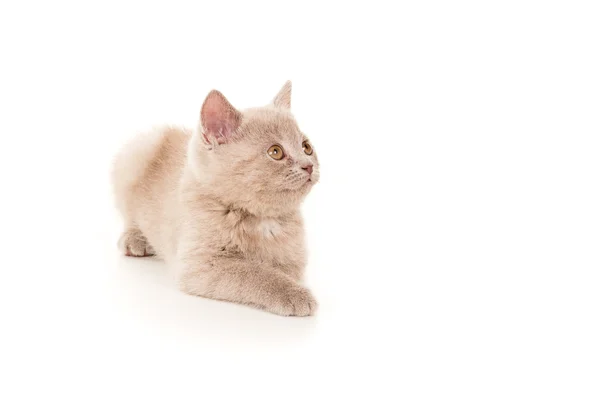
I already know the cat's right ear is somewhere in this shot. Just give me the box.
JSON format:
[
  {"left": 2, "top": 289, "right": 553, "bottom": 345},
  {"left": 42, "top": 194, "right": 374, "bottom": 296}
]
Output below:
[{"left": 200, "top": 90, "right": 242, "bottom": 145}]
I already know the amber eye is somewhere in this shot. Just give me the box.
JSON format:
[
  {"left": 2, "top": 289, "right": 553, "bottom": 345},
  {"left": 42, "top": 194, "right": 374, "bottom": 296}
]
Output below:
[
  {"left": 303, "top": 140, "right": 313, "bottom": 155},
  {"left": 267, "top": 144, "right": 285, "bottom": 160}
]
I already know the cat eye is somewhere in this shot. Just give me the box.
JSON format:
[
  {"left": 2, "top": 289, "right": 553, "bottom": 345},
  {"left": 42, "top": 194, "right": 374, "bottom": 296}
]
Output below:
[
  {"left": 303, "top": 141, "right": 313, "bottom": 155},
  {"left": 267, "top": 144, "right": 285, "bottom": 160}
]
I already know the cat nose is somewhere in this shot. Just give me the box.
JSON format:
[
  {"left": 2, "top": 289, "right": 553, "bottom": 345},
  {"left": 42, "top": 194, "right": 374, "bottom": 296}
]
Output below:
[{"left": 302, "top": 165, "right": 313, "bottom": 175}]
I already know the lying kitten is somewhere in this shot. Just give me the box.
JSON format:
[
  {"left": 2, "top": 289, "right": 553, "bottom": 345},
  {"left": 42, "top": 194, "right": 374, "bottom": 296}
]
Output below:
[{"left": 112, "top": 82, "right": 319, "bottom": 316}]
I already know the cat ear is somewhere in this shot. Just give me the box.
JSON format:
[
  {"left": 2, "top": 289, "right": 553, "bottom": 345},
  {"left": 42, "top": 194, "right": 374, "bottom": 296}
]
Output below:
[
  {"left": 272, "top": 80, "right": 292, "bottom": 109},
  {"left": 200, "top": 90, "right": 242, "bottom": 144}
]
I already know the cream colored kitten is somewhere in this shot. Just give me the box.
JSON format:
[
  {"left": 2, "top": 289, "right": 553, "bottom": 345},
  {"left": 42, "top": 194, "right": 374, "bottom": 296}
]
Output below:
[{"left": 112, "top": 82, "right": 319, "bottom": 316}]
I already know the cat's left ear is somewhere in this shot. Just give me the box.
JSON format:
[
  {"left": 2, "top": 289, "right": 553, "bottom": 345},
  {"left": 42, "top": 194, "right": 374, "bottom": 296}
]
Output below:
[{"left": 272, "top": 80, "right": 292, "bottom": 109}]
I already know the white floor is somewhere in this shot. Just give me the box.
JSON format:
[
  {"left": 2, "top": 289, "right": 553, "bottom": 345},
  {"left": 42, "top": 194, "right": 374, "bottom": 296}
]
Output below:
[{"left": 3, "top": 195, "right": 598, "bottom": 397}]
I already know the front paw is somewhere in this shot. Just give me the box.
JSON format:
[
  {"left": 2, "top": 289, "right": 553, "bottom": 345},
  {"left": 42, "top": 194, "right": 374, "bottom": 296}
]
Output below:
[{"left": 269, "top": 285, "right": 318, "bottom": 317}]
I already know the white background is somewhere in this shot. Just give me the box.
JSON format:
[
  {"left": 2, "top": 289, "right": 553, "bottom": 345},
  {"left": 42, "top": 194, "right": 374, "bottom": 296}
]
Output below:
[{"left": 1, "top": 1, "right": 599, "bottom": 397}]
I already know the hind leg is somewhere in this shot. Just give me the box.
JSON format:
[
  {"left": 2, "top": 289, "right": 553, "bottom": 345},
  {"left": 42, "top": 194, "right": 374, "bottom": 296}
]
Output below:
[{"left": 118, "top": 227, "right": 155, "bottom": 257}]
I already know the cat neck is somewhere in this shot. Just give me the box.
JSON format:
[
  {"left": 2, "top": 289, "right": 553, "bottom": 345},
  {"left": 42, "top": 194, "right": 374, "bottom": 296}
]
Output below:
[
  {"left": 185, "top": 190, "right": 299, "bottom": 220},
  {"left": 218, "top": 197, "right": 299, "bottom": 220},
  {"left": 180, "top": 167, "right": 303, "bottom": 219}
]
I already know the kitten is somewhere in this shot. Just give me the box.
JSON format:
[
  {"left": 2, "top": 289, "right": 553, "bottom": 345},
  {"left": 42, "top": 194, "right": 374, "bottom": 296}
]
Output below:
[{"left": 112, "top": 82, "right": 319, "bottom": 316}]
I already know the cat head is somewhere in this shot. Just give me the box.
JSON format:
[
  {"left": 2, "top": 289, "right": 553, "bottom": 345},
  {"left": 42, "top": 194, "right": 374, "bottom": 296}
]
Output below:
[{"left": 187, "top": 81, "right": 319, "bottom": 215}]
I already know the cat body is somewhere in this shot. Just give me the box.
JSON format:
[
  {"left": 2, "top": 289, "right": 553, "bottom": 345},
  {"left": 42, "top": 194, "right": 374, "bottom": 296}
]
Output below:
[{"left": 112, "top": 82, "right": 319, "bottom": 316}]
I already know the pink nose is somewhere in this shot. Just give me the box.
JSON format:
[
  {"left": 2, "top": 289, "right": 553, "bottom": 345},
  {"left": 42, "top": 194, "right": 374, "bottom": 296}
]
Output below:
[{"left": 302, "top": 165, "right": 313, "bottom": 175}]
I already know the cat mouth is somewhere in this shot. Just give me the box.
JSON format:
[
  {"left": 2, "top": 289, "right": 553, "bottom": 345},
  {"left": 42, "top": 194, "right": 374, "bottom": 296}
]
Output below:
[{"left": 302, "top": 178, "right": 316, "bottom": 189}]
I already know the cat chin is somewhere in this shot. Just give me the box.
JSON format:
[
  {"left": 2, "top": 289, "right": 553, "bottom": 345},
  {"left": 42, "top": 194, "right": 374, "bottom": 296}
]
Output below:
[{"left": 296, "top": 179, "right": 316, "bottom": 194}]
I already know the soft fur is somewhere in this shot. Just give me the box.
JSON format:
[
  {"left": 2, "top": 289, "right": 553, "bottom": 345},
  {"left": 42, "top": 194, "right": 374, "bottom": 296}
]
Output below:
[{"left": 112, "top": 82, "right": 319, "bottom": 316}]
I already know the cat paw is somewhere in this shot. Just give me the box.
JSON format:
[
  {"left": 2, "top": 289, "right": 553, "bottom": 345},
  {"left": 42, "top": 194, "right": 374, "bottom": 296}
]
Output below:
[
  {"left": 125, "top": 243, "right": 155, "bottom": 257},
  {"left": 118, "top": 229, "right": 155, "bottom": 257},
  {"left": 270, "top": 286, "right": 318, "bottom": 317}
]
